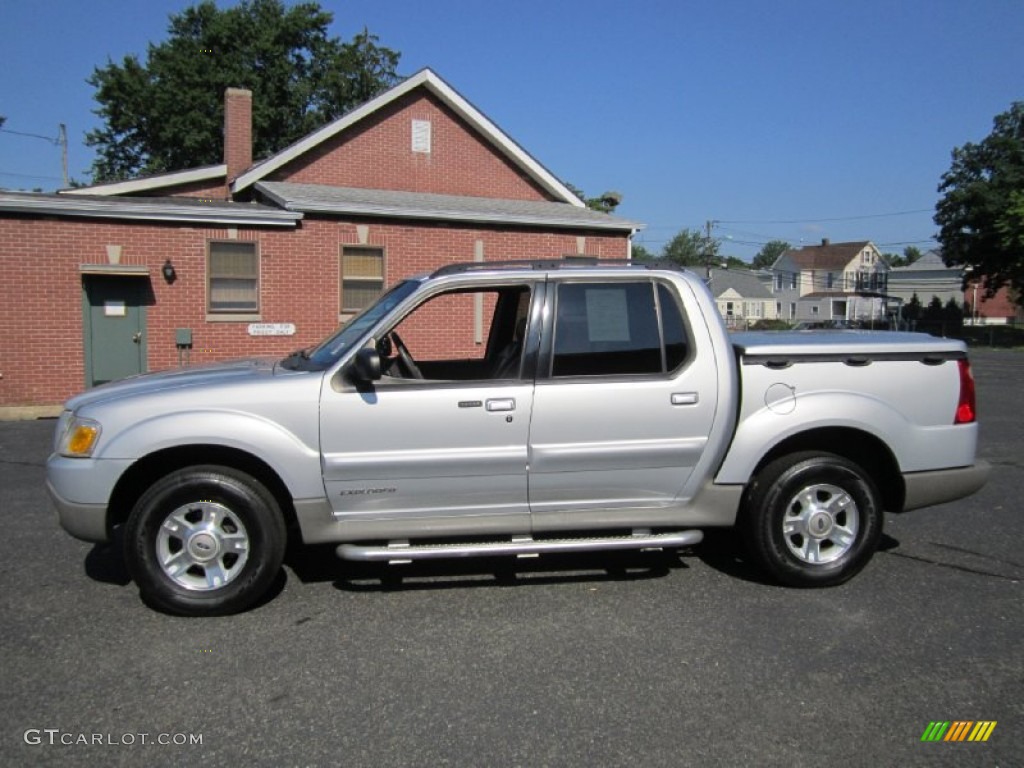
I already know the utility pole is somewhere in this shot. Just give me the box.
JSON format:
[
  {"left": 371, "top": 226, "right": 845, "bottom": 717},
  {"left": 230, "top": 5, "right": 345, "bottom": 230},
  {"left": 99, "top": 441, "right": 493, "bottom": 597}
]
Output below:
[
  {"left": 0, "top": 122, "right": 69, "bottom": 187},
  {"left": 703, "top": 219, "right": 718, "bottom": 280},
  {"left": 58, "top": 124, "right": 68, "bottom": 188}
]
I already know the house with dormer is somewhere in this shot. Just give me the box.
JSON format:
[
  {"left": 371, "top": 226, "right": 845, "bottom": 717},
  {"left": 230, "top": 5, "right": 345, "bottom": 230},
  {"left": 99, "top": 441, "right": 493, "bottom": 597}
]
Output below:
[
  {"left": 0, "top": 69, "right": 640, "bottom": 408},
  {"left": 771, "top": 239, "right": 890, "bottom": 323}
]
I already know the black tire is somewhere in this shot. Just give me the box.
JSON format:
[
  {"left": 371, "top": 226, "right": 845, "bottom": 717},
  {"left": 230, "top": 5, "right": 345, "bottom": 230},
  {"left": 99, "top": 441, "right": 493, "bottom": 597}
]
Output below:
[
  {"left": 124, "top": 465, "right": 286, "bottom": 616},
  {"left": 742, "top": 452, "right": 883, "bottom": 587}
]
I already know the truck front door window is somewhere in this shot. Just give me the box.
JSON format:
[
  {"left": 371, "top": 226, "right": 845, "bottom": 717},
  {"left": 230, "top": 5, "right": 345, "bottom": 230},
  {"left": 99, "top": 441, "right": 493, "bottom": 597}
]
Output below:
[{"left": 382, "top": 285, "right": 532, "bottom": 381}]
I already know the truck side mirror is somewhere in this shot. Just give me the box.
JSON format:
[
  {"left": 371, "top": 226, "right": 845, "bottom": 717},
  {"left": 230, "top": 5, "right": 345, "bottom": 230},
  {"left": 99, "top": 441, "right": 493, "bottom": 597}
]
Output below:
[{"left": 352, "top": 347, "right": 382, "bottom": 382}]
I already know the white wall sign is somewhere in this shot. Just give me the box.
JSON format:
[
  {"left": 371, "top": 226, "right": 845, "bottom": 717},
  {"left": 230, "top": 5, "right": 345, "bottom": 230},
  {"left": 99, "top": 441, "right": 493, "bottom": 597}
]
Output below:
[
  {"left": 104, "top": 300, "right": 126, "bottom": 317},
  {"left": 247, "top": 323, "right": 296, "bottom": 337}
]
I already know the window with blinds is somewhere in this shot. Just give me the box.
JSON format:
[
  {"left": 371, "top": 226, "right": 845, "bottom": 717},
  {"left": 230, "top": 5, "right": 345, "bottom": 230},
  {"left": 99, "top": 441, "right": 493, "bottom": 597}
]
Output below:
[
  {"left": 208, "top": 241, "right": 258, "bottom": 313},
  {"left": 341, "top": 246, "right": 384, "bottom": 313}
]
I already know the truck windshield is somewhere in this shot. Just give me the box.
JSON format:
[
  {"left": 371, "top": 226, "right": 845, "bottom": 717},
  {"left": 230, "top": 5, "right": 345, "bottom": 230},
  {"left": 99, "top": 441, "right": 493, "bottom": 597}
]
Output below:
[{"left": 282, "top": 279, "right": 422, "bottom": 370}]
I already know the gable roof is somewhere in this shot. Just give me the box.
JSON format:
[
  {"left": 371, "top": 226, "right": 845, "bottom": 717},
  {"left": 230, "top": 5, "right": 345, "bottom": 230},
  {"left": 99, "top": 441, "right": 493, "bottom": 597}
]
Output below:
[
  {"left": 892, "top": 249, "right": 953, "bottom": 272},
  {"left": 62, "top": 69, "right": 586, "bottom": 208},
  {"left": 61, "top": 164, "right": 227, "bottom": 197},
  {"left": 708, "top": 268, "right": 773, "bottom": 299},
  {"left": 776, "top": 241, "right": 873, "bottom": 271},
  {"left": 233, "top": 68, "right": 583, "bottom": 205},
  {"left": 256, "top": 182, "right": 639, "bottom": 232}
]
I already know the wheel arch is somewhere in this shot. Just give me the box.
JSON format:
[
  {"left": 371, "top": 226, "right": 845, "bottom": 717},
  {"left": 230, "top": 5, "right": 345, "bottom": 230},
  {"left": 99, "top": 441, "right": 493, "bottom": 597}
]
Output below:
[
  {"left": 747, "top": 427, "right": 904, "bottom": 513},
  {"left": 108, "top": 445, "right": 300, "bottom": 537}
]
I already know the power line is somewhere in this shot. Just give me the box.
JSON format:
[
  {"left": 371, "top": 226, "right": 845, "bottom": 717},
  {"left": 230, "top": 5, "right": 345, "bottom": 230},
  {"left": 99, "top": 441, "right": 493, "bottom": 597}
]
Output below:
[
  {"left": 718, "top": 209, "right": 933, "bottom": 225},
  {"left": 0, "top": 124, "right": 68, "bottom": 186},
  {"left": 0, "top": 170, "right": 64, "bottom": 182},
  {"left": 0, "top": 127, "right": 61, "bottom": 144}
]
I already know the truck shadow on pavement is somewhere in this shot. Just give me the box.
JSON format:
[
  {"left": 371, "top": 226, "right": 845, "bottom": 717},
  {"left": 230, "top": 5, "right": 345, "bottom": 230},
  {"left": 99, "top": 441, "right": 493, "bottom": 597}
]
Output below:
[
  {"left": 80, "top": 527, "right": 902, "bottom": 608},
  {"left": 287, "top": 542, "right": 686, "bottom": 593}
]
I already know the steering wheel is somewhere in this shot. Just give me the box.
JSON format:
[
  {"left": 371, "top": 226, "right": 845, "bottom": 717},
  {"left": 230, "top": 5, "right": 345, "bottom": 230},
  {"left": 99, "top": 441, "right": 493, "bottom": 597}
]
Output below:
[{"left": 388, "top": 331, "right": 423, "bottom": 379}]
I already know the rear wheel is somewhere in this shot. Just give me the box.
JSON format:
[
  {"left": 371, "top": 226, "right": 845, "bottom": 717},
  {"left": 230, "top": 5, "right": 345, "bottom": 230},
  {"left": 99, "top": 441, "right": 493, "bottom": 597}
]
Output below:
[
  {"left": 742, "top": 452, "right": 883, "bottom": 587},
  {"left": 124, "top": 466, "right": 286, "bottom": 615}
]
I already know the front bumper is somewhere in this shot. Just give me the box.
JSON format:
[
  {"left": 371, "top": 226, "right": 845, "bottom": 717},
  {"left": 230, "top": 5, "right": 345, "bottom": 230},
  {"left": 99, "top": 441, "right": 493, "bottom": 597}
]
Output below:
[
  {"left": 901, "top": 461, "right": 991, "bottom": 512},
  {"left": 46, "top": 479, "right": 109, "bottom": 542},
  {"left": 46, "top": 454, "right": 134, "bottom": 543}
]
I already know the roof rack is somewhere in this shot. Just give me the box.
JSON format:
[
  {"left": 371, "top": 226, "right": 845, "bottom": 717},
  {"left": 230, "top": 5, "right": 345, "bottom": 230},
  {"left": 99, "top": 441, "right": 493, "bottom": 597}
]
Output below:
[{"left": 429, "top": 258, "right": 686, "bottom": 278}]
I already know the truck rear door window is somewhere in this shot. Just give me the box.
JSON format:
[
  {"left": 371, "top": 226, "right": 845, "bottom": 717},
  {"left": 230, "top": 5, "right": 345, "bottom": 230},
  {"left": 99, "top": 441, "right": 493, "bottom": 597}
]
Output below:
[{"left": 552, "top": 282, "right": 664, "bottom": 376}]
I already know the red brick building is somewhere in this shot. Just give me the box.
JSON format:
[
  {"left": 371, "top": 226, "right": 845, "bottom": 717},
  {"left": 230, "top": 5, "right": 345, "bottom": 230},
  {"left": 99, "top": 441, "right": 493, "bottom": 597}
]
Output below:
[
  {"left": 965, "top": 279, "right": 1022, "bottom": 325},
  {"left": 0, "top": 69, "right": 639, "bottom": 408}
]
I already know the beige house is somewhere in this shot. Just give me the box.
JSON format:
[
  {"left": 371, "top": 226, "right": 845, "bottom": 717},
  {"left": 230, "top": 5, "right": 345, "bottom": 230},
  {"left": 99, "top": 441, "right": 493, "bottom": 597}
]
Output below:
[
  {"left": 708, "top": 268, "right": 777, "bottom": 328},
  {"left": 771, "top": 240, "right": 890, "bottom": 322}
]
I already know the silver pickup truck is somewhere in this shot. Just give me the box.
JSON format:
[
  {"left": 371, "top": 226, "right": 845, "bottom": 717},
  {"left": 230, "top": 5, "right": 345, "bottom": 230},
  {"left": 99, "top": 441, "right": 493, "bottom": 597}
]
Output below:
[{"left": 47, "top": 260, "right": 989, "bottom": 615}]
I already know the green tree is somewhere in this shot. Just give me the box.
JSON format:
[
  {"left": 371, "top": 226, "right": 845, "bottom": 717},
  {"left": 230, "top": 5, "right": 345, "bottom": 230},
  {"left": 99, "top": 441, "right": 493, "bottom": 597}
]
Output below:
[
  {"left": 885, "top": 245, "right": 923, "bottom": 268},
  {"left": 943, "top": 297, "right": 964, "bottom": 333},
  {"left": 903, "top": 293, "right": 922, "bottom": 324},
  {"left": 566, "top": 183, "right": 623, "bottom": 213},
  {"left": 922, "top": 295, "right": 945, "bottom": 326},
  {"left": 631, "top": 242, "right": 656, "bottom": 262},
  {"left": 751, "top": 239, "right": 790, "bottom": 270},
  {"left": 86, "top": 0, "right": 400, "bottom": 182},
  {"left": 935, "top": 102, "right": 1024, "bottom": 306},
  {"left": 662, "top": 228, "right": 708, "bottom": 267}
]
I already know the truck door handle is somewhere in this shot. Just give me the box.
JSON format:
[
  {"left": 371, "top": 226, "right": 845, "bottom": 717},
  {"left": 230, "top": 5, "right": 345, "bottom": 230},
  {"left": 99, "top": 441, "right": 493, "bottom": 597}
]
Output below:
[
  {"left": 486, "top": 398, "right": 516, "bottom": 412},
  {"left": 671, "top": 392, "right": 698, "bottom": 406}
]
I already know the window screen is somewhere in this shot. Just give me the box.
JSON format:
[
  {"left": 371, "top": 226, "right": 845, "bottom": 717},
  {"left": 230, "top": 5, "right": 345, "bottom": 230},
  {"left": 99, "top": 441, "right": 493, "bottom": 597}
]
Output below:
[
  {"left": 341, "top": 246, "right": 384, "bottom": 313},
  {"left": 208, "top": 241, "right": 258, "bottom": 313}
]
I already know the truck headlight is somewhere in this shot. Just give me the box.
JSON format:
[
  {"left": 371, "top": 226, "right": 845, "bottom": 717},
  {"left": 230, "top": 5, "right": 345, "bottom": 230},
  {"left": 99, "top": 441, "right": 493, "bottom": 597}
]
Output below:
[{"left": 58, "top": 415, "right": 102, "bottom": 458}]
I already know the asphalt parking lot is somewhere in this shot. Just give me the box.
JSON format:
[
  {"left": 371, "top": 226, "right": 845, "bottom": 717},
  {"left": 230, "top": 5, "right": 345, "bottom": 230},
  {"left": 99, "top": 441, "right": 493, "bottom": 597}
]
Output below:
[{"left": 1, "top": 349, "right": 1021, "bottom": 767}]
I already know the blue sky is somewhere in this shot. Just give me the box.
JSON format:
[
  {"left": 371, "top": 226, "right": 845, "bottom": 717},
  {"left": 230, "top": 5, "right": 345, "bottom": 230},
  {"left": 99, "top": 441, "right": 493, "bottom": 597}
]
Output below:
[{"left": 1, "top": 0, "right": 1022, "bottom": 261}]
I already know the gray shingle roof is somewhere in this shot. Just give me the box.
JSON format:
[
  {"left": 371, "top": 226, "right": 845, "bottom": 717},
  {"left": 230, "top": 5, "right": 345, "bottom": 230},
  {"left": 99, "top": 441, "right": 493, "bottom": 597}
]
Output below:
[
  {"left": 707, "top": 268, "right": 773, "bottom": 299},
  {"left": 0, "top": 190, "right": 301, "bottom": 227},
  {"left": 255, "top": 182, "right": 642, "bottom": 232}
]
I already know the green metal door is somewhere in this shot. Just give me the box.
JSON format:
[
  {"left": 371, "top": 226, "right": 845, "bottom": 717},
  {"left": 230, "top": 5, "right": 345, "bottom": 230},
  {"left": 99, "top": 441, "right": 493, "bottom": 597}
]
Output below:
[{"left": 83, "top": 276, "right": 148, "bottom": 387}]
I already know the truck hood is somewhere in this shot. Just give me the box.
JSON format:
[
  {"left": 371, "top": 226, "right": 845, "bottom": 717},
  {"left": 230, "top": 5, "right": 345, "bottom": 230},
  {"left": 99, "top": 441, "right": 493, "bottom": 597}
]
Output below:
[{"left": 63, "top": 358, "right": 282, "bottom": 412}]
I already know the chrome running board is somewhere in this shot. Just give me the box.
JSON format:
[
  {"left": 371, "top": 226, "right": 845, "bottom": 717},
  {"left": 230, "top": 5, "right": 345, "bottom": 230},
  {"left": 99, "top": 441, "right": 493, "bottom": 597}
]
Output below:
[{"left": 336, "top": 530, "right": 703, "bottom": 563}]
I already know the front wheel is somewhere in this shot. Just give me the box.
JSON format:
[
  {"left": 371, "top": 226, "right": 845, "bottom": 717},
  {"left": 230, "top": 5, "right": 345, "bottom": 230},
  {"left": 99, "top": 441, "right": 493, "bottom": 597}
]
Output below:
[
  {"left": 742, "top": 452, "right": 883, "bottom": 587},
  {"left": 124, "top": 466, "right": 287, "bottom": 616}
]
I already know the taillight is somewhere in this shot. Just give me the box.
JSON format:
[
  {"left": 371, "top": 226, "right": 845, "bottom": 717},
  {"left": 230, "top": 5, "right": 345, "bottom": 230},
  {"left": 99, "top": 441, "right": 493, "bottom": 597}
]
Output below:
[{"left": 955, "top": 358, "right": 976, "bottom": 424}]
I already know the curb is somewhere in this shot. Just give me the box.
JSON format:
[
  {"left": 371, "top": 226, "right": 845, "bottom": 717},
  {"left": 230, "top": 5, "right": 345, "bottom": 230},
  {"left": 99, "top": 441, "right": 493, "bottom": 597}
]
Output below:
[{"left": 0, "top": 406, "right": 63, "bottom": 421}]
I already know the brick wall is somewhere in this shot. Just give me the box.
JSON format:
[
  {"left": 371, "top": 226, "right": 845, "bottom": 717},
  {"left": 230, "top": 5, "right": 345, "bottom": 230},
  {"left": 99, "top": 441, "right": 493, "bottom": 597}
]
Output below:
[
  {"left": 967, "top": 280, "right": 1022, "bottom": 322},
  {"left": 0, "top": 213, "right": 627, "bottom": 406},
  {"left": 272, "top": 91, "right": 553, "bottom": 201}
]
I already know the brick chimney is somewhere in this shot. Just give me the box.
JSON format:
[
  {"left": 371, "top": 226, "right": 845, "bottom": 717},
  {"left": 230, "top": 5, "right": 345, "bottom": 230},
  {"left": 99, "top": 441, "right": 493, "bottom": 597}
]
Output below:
[{"left": 224, "top": 88, "right": 253, "bottom": 194}]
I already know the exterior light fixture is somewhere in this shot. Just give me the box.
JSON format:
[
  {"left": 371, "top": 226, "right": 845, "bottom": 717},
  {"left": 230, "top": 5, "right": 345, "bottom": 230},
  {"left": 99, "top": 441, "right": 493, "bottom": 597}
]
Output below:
[{"left": 162, "top": 259, "right": 177, "bottom": 284}]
